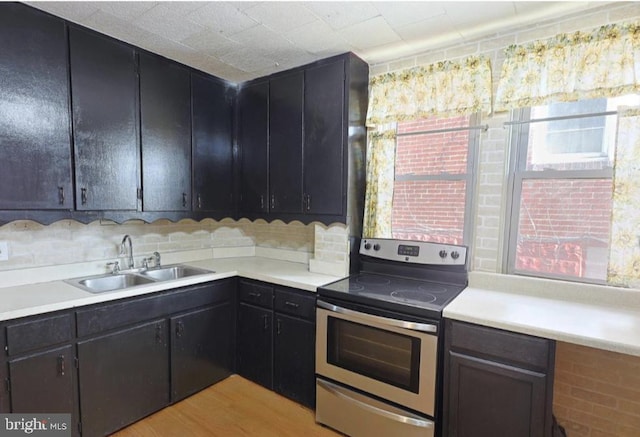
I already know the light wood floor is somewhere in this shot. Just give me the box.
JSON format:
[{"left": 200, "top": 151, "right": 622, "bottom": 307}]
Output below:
[{"left": 112, "top": 375, "right": 340, "bottom": 437}]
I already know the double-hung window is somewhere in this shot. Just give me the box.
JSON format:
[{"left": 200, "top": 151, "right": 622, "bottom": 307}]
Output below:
[
  {"left": 390, "top": 114, "right": 480, "bottom": 245},
  {"left": 505, "top": 94, "right": 640, "bottom": 283}
]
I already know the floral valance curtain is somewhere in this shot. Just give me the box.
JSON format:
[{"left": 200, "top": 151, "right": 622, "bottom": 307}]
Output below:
[
  {"left": 496, "top": 24, "right": 640, "bottom": 111},
  {"left": 366, "top": 56, "right": 493, "bottom": 126},
  {"left": 608, "top": 107, "right": 640, "bottom": 287},
  {"left": 363, "top": 56, "right": 492, "bottom": 238}
]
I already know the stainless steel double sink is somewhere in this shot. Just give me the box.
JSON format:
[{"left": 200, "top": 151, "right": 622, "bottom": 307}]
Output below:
[{"left": 65, "top": 265, "right": 214, "bottom": 294}]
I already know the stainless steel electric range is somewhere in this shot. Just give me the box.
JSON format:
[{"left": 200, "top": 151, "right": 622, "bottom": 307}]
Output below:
[{"left": 315, "top": 238, "right": 468, "bottom": 437}]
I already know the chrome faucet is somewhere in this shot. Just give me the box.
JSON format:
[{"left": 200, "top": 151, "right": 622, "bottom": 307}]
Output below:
[
  {"left": 153, "top": 251, "right": 161, "bottom": 268},
  {"left": 120, "top": 235, "right": 134, "bottom": 269}
]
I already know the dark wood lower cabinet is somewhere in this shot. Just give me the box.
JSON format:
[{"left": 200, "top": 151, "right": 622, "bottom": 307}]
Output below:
[
  {"left": 237, "top": 302, "right": 273, "bottom": 389},
  {"left": 443, "top": 319, "right": 555, "bottom": 437},
  {"left": 171, "top": 303, "right": 235, "bottom": 402},
  {"left": 8, "top": 345, "right": 76, "bottom": 415},
  {"left": 274, "top": 313, "right": 315, "bottom": 408},
  {"left": 78, "top": 320, "right": 170, "bottom": 437}
]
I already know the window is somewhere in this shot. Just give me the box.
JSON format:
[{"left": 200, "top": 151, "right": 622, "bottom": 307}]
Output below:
[
  {"left": 390, "top": 114, "right": 480, "bottom": 245},
  {"left": 506, "top": 95, "right": 640, "bottom": 283}
]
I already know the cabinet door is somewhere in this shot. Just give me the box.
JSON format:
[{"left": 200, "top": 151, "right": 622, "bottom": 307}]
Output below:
[
  {"left": 447, "top": 351, "right": 548, "bottom": 437},
  {"left": 274, "top": 314, "right": 315, "bottom": 408},
  {"left": 0, "top": 4, "right": 73, "bottom": 210},
  {"left": 140, "top": 53, "right": 191, "bottom": 212},
  {"left": 303, "top": 60, "right": 345, "bottom": 216},
  {"left": 9, "top": 345, "right": 75, "bottom": 416},
  {"left": 269, "top": 72, "right": 303, "bottom": 214},
  {"left": 78, "top": 320, "right": 169, "bottom": 437},
  {"left": 239, "top": 81, "right": 269, "bottom": 214},
  {"left": 192, "top": 74, "right": 234, "bottom": 213},
  {"left": 171, "top": 303, "right": 235, "bottom": 402},
  {"left": 237, "top": 303, "right": 272, "bottom": 389},
  {"left": 69, "top": 27, "right": 139, "bottom": 211}
]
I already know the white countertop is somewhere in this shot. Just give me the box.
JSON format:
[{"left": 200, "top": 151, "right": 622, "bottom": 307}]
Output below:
[
  {"left": 0, "top": 256, "right": 343, "bottom": 322},
  {"left": 444, "top": 271, "right": 640, "bottom": 357}
]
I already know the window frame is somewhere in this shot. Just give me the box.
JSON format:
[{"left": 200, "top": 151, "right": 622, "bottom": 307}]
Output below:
[
  {"left": 504, "top": 106, "right": 614, "bottom": 284},
  {"left": 391, "top": 112, "right": 481, "bottom": 247}
]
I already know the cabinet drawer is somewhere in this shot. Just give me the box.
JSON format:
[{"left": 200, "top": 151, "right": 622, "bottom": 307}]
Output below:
[
  {"left": 6, "top": 312, "right": 73, "bottom": 356},
  {"left": 447, "top": 320, "right": 551, "bottom": 372},
  {"left": 239, "top": 280, "right": 273, "bottom": 308},
  {"left": 77, "top": 280, "right": 234, "bottom": 337},
  {"left": 274, "top": 288, "right": 315, "bottom": 320}
]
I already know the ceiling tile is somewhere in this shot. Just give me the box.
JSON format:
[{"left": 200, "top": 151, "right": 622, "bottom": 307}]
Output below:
[
  {"left": 244, "top": 2, "right": 317, "bottom": 33},
  {"left": 136, "top": 35, "right": 197, "bottom": 63},
  {"left": 338, "top": 16, "right": 402, "bottom": 51},
  {"left": 94, "top": 2, "right": 158, "bottom": 22},
  {"left": 186, "top": 2, "right": 258, "bottom": 37},
  {"left": 220, "top": 47, "right": 278, "bottom": 73},
  {"left": 181, "top": 29, "right": 241, "bottom": 58},
  {"left": 395, "top": 14, "right": 458, "bottom": 42},
  {"left": 82, "top": 10, "right": 156, "bottom": 44},
  {"left": 137, "top": 3, "right": 205, "bottom": 42},
  {"left": 230, "top": 25, "right": 300, "bottom": 56},
  {"left": 285, "top": 20, "right": 351, "bottom": 54},
  {"left": 306, "top": 2, "right": 381, "bottom": 30},
  {"left": 444, "top": 2, "right": 516, "bottom": 28},
  {"left": 375, "top": 2, "right": 447, "bottom": 28}
]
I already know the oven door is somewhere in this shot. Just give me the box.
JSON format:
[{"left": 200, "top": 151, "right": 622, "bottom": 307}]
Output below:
[{"left": 316, "top": 300, "right": 438, "bottom": 416}]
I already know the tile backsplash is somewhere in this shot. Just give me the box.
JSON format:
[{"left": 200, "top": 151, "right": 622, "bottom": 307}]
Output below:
[{"left": 0, "top": 218, "right": 315, "bottom": 271}]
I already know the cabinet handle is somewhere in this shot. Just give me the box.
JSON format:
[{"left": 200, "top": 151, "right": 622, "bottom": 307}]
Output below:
[
  {"left": 182, "top": 192, "right": 187, "bottom": 208},
  {"left": 176, "top": 321, "right": 185, "bottom": 338},
  {"left": 197, "top": 193, "right": 202, "bottom": 209},
  {"left": 304, "top": 194, "right": 312, "bottom": 212},
  {"left": 248, "top": 291, "right": 262, "bottom": 299},
  {"left": 276, "top": 318, "right": 282, "bottom": 335},
  {"left": 58, "top": 186, "right": 65, "bottom": 205},
  {"left": 262, "top": 314, "right": 269, "bottom": 331},
  {"left": 260, "top": 195, "right": 265, "bottom": 211},
  {"left": 81, "top": 188, "right": 87, "bottom": 205},
  {"left": 285, "top": 301, "right": 300, "bottom": 309},
  {"left": 155, "top": 323, "right": 163, "bottom": 343},
  {"left": 270, "top": 194, "right": 275, "bottom": 210},
  {"left": 57, "top": 355, "right": 65, "bottom": 377}
]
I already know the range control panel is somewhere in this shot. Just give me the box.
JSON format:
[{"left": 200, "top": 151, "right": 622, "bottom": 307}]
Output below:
[{"left": 360, "top": 238, "right": 467, "bottom": 265}]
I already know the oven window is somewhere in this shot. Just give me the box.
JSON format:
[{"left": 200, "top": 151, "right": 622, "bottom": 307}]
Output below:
[{"left": 327, "top": 317, "right": 421, "bottom": 393}]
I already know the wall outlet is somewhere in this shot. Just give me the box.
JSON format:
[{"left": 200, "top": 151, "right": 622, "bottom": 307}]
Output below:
[{"left": 0, "top": 241, "right": 8, "bottom": 261}]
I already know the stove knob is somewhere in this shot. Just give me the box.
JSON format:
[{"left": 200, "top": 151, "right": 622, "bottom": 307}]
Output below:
[
  {"left": 439, "top": 250, "right": 448, "bottom": 259},
  {"left": 451, "top": 251, "right": 460, "bottom": 260},
  {"left": 364, "top": 243, "right": 372, "bottom": 250},
  {"left": 373, "top": 244, "right": 381, "bottom": 251}
]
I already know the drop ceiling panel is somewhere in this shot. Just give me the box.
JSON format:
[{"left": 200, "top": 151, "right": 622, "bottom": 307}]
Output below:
[{"left": 26, "top": 1, "right": 610, "bottom": 83}]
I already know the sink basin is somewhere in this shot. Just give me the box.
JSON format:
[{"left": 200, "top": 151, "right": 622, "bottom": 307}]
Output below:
[
  {"left": 66, "top": 273, "right": 156, "bottom": 294},
  {"left": 139, "top": 265, "right": 213, "bottom": 281}
]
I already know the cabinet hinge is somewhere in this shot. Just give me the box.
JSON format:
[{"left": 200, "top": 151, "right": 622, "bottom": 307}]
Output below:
[
  {"left": 78, "top": 422, "right": 82, "bottom": 434},
  {"left": 5, "top": 378, "right": 10, "bottom": 393},
  {"left": 137, "top": 188, "right": 143, "bottom": 200}
]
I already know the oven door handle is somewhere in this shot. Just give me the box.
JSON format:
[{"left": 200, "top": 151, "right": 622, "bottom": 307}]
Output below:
[
  {"left": 317, "top": 379, "right": 434, "bottom": 429},
  {"left": 317, "top": 300, "right": 438, "bottom": 334}
]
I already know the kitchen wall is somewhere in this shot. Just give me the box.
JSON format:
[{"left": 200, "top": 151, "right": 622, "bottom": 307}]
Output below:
[
  {"left": 0, "top": 218, "right": 315, "bottom": 272},
  {"left": 370, "top": 2, "right": 640, "bottom": 435}
]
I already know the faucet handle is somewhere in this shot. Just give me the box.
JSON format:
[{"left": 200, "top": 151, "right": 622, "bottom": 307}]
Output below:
[
  {"left": 153, "top": 251, "right": 161, "bottom": 267},
  {"left": 142, "top": 257, "right": 154, "bottom": 269},
  {"left": 106, "top": 261, "right": 120, "bottom": 274}
]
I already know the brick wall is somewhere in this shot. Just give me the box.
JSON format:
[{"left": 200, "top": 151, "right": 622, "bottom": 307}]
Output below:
[
  {"left": 554, "top": 342, "right": 640, "bottom": 437},
  {"left": 392, "top": 115, "right": 470, "bottom": 244}
]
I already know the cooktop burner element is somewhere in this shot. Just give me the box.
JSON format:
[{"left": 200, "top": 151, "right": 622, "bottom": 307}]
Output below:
[
  {"left": 317, "top": 238, "right": 468, "bottom": 319},
  {"left": 391, "top": 290, "right": 437, "bottom": 304},
  {"left": 356, "top": 276, "right": 391, "bottom": 286}
]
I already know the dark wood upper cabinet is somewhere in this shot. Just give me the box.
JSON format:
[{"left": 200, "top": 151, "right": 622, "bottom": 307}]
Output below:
[
  {"left": 0, "top": 3, "right": 73, "bottom": 210},
  {"left": 69, "top": 27, "right": 140, "bottom": 211},
  {"left": 191, "top": 73, "right": 235, "bottom": 213},
  {"left": 303, "top": 59, "right": 346, "bottom": 216},
  {"left": 140, "top": 53, "right": 191, "bottom": 212},
  {"left": 269, "top": 72, "right": 304, "bottom": 214},
  {"left": 238, "top": 81, "right": 269, "bottom": 214}
]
